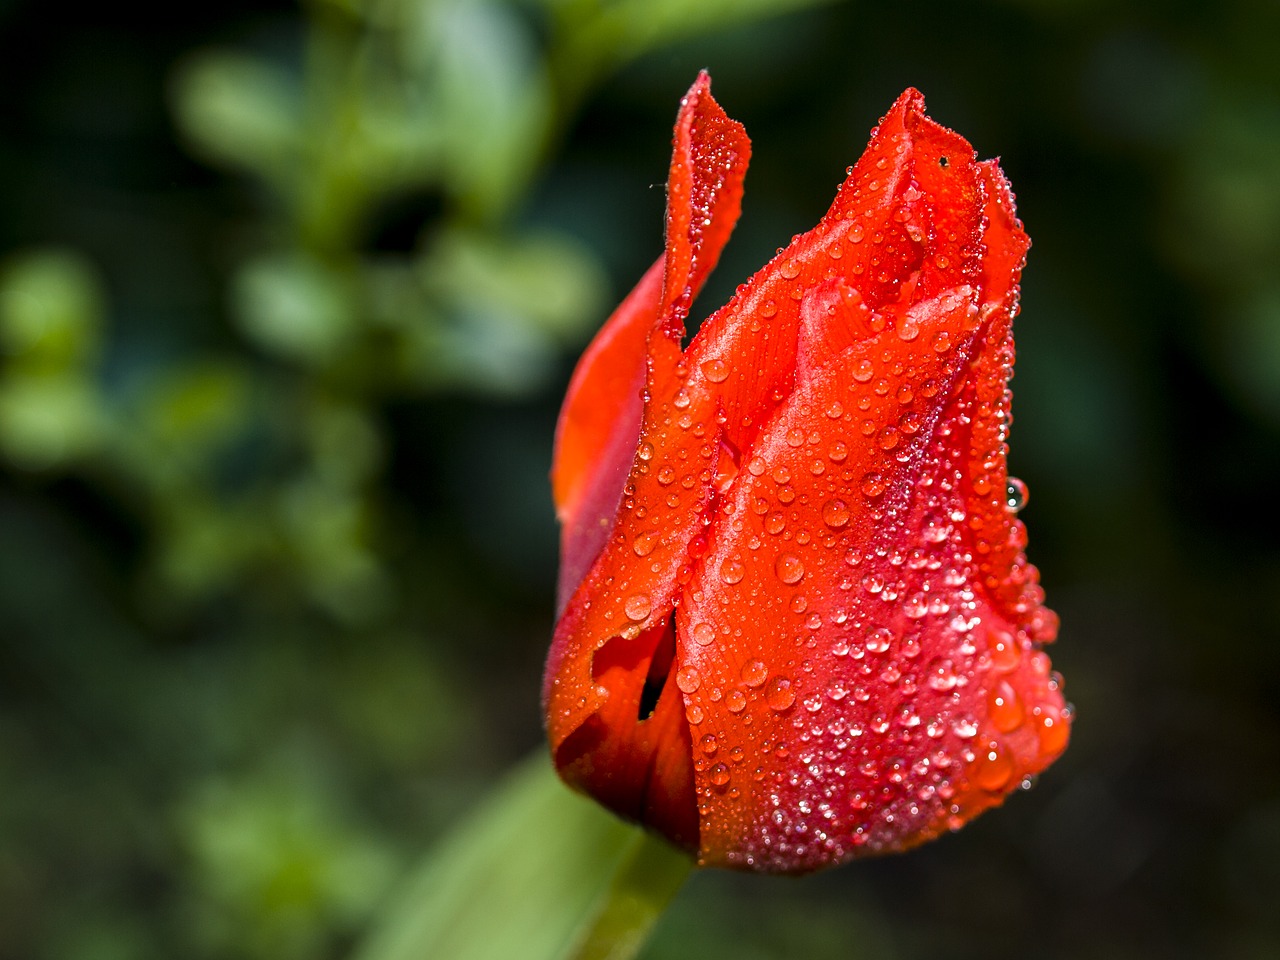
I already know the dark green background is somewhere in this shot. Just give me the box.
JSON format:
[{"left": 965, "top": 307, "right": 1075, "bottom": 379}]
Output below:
[{"left": 2, "top": 0, "right": 1278, "bottom": 958}]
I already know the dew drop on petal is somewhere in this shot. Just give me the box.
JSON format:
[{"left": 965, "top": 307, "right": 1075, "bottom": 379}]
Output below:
[
  {"left": 632, "top": 530, "right": 659, "bottom": 557},
  {"left": 692, "top": 621, "right": 716, "bottom": 646},
  {"left": 624, "top": 593, "right": 652, "bottom": 621},
  {"left": 1006, "top": 477, "right": 1029, "bottom": 512},
  {"left": 766, "top": 676, "right": 795, "bottom": 711},
  {"left": 866, "top": 628, "right": 892, "bottom": 654},
  {"left": 989, "top": 680, "right": 1025, "bottom": 732},
  {"left": 976, "top": 741, "right": 1014, "bottom": 791},
  {"left": 822, "top": 499, "right": 851, "bottom": 528},
  {"left": 721, "top": 560, "right": 745, "bottom": 585},
  {"left": 726, "top": 689, "right": 747, "bottom": 713},
  {"left": 676, "top": 666, "right": 701, "bottom": 694},
  {"left": 775, "top": 553, "right": 805, "bottom": 584},
  {"left": 861, "top": 472, "right": 887, "bottom": 498},
  {"left": 701, "top": 358, "right": 729, "bottom": 383},
  {"left": 741, "top": 659, "right": 769, "bottom": 687}
]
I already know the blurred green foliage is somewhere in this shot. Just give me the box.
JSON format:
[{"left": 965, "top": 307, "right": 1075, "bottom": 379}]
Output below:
[{"left": 3, "top": 0, "right": 1280, "bottom": 958}]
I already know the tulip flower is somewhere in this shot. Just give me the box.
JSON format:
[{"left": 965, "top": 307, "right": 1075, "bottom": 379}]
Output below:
[{"left": 544, "top": 72, "right": 1070, "bottom": 873}]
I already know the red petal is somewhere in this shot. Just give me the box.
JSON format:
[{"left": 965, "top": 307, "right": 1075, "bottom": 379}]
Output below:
[
  {"left": 544, "top": 74, "right": 749, "bottom": 844},
  {"left": 549, "top": 71, "right": 750, "bottom": 614}
]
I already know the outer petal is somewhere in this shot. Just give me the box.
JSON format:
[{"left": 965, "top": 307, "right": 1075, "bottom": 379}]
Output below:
[
  {"left": 549, "top": 71, "right": 751, "bottom": 615},
  {"left": 543, "top": 73, "right": 750, "bottom": 851},
  {"left": 675, "top": 91, "right": 1067, "bottom": 870}
]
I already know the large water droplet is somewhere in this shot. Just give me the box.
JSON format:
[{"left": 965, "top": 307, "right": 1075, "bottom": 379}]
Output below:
[
  {"left": 861, "top": 472, "right": 887, "bottom": 498},
  {"left": 822, "top": 499, "right": 851, "bottom": 528},
  {"left": 975, "top": 740, "right": 1013, "bottom": 791},
  {"left": 632, "top": 530, "right": 659, "bottom": 557},
  {"left": 624, "top": 593, "right": 652, "bottom": 621},
  {"left": 701, "top": 358, "right": 729, "bottom": 383},
  {"left": 866, "top": 628, "right": 892, "bottom": 654},
  {"left": 676, "top": 666, "right": 701, "bottom": 694},
  {"left": 692, "top": 621, "right": 716, "bottom": 646},
  {"left": 775, "top": 553, "right": 805, "bottom": 584},
  {"left": 766, "top": 676, "right": 795, "bottom": 711},
  {"left": 1006, "top": 477, "right": 1028, "bottom": 512},
  {"left": 721, "top": 560, "right": 745, "bottom": 585},
  {"left": 989, "top": 680, "right": 1024, "bottom": 732},
  {"left": 741, "top": 659, "right": 769, "bottom": 687}
]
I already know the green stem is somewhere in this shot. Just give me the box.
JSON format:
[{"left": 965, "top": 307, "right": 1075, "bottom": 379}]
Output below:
[{"left": 569, "top": 830, "right": 693, "bottom": 960}]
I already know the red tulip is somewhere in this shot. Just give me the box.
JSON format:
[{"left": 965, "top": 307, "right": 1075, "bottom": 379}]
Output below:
[{"left": 544, "top": 72, "right": 1070, "bottom": 872}]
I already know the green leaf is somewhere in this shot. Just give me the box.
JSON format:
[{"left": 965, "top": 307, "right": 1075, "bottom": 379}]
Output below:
[
  {"left": 172, "top": 52, "right": 302, "bottom": 180},
  {"left": 353, "top": 755, "right": 690, "bottom": 960}
]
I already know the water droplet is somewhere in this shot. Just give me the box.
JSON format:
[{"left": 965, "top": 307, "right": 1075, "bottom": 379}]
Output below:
[
  {"left": 633, "top": 530, "right": 659, "bottom": 557},
  {"left": 760, "top": 299, "right": 779, "bottom": 318},
  {"left": 765, "top": 512, "right": 786, "bottom": 535},
  {"left": 638, "top": 442, "right": 654, "bottom": 461},
  {"left": 866, "top": 628, "right": 892, "bottom": 654},
  {"left": 926, "top": 656, "right": 958, "bottom": 691},
  {"left": 686, "top": 703, "right": 704, "bottom": 724},
  {"left": 780, "top": 259, "right": 800, "bottom": 279},
  {"left": 775, "top": 553, "right": 805, "bottom": 584},
  {"left": 692, "top": 621, "right": 716, "bottom": 645},
  {"left": 726, "top": 689, "right": 747, "bottom": 713},
  {"left": 721, "top": 560, "right": 745, "bottom": 584},
  {"left": 741, "top": 659, "right": 769, "bottom": 687},
  {"left": 700, "top": 733, "right": 719, "bottom": 756},
  {"left": 1037, "top": 709, "right": 1070, "bottom": 755},
  {"left": 701, "top": 358, "right": 729, "bottom": 383},
  {"left": 822, "top": 499, "right": 851, "bottom": 528},
  {"left": 766, "top": 676, "right": 796, "bottom": 711},
  {"left": 710, "top": 762, "right": 731, "bottom": 787},
  {"left": 676, "top": 666, "right": 701, "bottom": 693},
  {"left": 852, "top": 359, "right": 874, "bottom": 382},
  {"left": 828, "top": 441, "right": 848, "bottom": 463},
  {"left": 988, "top": 628, "right": 1020, "bottom": 672},
  {"left": 1006, "top": 477, "right": 1028, "bottom": 512},
  {"left": 861, "top": 472, "right": 887, "bottom": 498},
  {"left": 624, "top": 593, "right": 652, "bottom": 621},
  {"left": 989, "top": 680, "right": 1024, "bottom": 732},
  {"left": 975, "top": 740, "right": 1013, "bottom": 791},
  {"left": 657, "top": 465, "right": 676, "bottom": 485}
]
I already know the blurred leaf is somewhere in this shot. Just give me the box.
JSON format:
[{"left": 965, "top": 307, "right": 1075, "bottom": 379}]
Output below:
[
  {"left": 0, "top": 249, "right": 102, "bottom": 371},
  {"left": 233, "top": 254, "right": 356, "bottom": 364},
  {"left": 408, "top": 0, "right": 552, "bottom": 217},
  {"left": 354, "top": 756, "right": 647, "bottom": 960},
  {"left": 0, "top": 372, "right": 104, "bottom": 469},
  {"left": 172, "top": 52, "right": 303, "bottom": 181},
  {"left": 424, "top": 227, "right": 607, "bottom": 339},
  {"left": 182, "top": 764, "right": 396, "bottom": 960}
]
